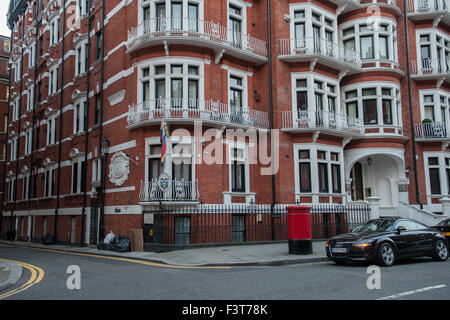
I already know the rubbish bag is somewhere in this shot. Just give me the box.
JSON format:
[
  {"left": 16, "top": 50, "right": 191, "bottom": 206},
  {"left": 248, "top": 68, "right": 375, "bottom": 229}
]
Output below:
[
  {"left": 42, "top": 233, "right": 56, "bottom": 245},
  {"left": 114, "top": 235, "right": 131, "bottom": 252},
  {"left": 104, "top": 231, "right": 115, "bottom": 244}
]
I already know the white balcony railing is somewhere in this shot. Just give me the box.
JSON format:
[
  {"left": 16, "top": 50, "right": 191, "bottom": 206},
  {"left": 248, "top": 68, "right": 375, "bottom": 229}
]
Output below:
[
  {"left": 278, "top": 37, "right": 362, "bottom": 68},
  {"left": 408, "top": 0, "right": 449, "bottom": 12},
  {"left": 410, "top": 58, "right": 450, "bottom": 76},
  {"left": 140, "top": 180, "right": 199, "bottom": 202},
  {"left": 127, "top": 17, "right": 267, "bottom": 59},
  {"left": 128, "top": 99, "right": 270, "bottom": 129},
  {"left": 414, "top": 122, "right": 450, "bottom": 139},
  {"left": 281, "top": 110, "right": 364, "bottom": 134}
]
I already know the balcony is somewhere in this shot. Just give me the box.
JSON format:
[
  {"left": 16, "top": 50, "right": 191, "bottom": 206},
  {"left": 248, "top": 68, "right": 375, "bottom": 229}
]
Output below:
[
  {"left": 410, "top": 59, "right": 450, "bottom": 82},
  {"left": 139, "top": 180, "right": 199, "bottom": 203},
  {"left": 127, "top": 99, "right": 270, "bottom": 130},
  {"left": 414, "top": 122, "right": 450, "bottom": 141},
  {"left": 126, "top": 18, "right": 268, "bottom": 65},
  {"left": 407, "top": 0, "right": 450, "bottom": 24},
  {"left": 278, "top": 37, "right": 362, "bottom": 74},
  {"left": 331, "top": 0, "right": 400, "bottom": 15},
  {"left": 281, "top": 110, "right": 364, "bottom": 137}
]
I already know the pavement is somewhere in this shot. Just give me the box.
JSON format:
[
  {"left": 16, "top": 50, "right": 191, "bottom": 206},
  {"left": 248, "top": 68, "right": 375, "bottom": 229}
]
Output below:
[
  {"left": 0, "top": 259, "right": 22, "bottom": 292},
  {"left": 0, "top": 240, "right": 328, "bottom": 267}
]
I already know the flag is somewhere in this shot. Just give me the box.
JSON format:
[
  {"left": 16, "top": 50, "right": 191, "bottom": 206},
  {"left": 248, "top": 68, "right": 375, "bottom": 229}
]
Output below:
[{"left": 160, "top": 120, "right": 166, "bottom": 168}]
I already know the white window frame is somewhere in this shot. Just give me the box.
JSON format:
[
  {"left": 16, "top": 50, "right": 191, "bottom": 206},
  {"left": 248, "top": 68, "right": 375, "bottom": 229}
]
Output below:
[
  {"left": 28, "top": 42, "right": 36, "bottom": 69},
  {"left": 227, "top": 142, "right": 250, "bottom": 194},
  {"left": 22, "top": 173, "right": 30, "bottom": 200},
  {"left": 293, "top": 143, "right": 345, "bottom": 202},
  {"left": 291, "top": 72, "right": 340, "bottom": 116},
  {"left": 73, "top": 97, "right": 87, "bottom": 134},
  {"left": 137, "top": 57, "right": 205, "bottom": 109},
  {"left": 138, "top": 0, "right": 204, "bottom": 28},
  {"left": 419, "top": 89, "right": 450, "bottom": 124},
  {"left": 75, "top": 39, "right": 88, "bottom": 76},
  {"left": 44, "top": 167, "right": 55, "bottom": 198},
  {"left": 47, "top": 116, "right": 57, "bottom": 145},
  {"left": 423, "top": 151, "right": 450, "bottom": 204},
  {"left": 416, "top": 28, "right": 450, "bottom": 73},
  {"left": 340, "top": 17, "right": 398, "bottom": 63},
  {"left": 341, "top": 81, "right": 402, "bottom": 128},
  {"left": 289, "top": 3, "right": 337, "bottom": 50},
  {"left": 49, "top": 15, "right": 60, "bottom": 46},
  {"left": 76, "top": 0, "right": 90, "bottom": 18},
  {"left": 48, "top": 65, "right": 59, "bottom": 96},
  {"left": 227, "top": 67, "right": 249, "bottom": 113},
  {"left": 71, "top": 158, "right": 85, "bottom": 194},
  {"left": 24, "top": 128, "right": 33, "bottom": 155},
  {"left": 92, "top": 158, "right": 102, "bottom": 184}
]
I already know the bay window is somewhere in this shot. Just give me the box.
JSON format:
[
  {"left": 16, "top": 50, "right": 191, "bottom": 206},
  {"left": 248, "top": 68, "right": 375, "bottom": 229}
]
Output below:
[
  {"left": 139, "top": 0, "right": 203, "bottom": 33},
  {"left": 341, "top": 19, "right": 398, "bottom": 63},
  {"left": 342, "top": 83, "right": 401, "bottom": 128},
  {"left": 290, "top": 4, "right": 337, "bottom": 57},
  {"left": 294, "top": 145, "right": 344, "bottom": 197},
  {"left": 139, "top": 59, "right": 203, "bottom": 110}
]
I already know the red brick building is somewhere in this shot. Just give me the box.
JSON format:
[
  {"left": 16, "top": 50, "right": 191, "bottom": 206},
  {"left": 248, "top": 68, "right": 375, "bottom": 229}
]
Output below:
[
  {"left": 1, "top": 0, "right": 449, "bottom": 245},
  {"left": 0, "top": 35, "right": 10, "bottom": 206}
]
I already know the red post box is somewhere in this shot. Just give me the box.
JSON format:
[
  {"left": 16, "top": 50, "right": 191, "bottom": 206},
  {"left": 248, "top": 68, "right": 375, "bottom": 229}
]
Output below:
[{"left": 287, "top": 205, "right": 312, "bottom": 254}]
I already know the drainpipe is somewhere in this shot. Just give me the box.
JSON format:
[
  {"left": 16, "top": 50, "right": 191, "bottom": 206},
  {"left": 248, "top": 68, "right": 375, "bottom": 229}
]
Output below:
[
  {"left": 54, "top": 1, "right": 67, "bottom": 241},
  {"left": 267, "top": 0, "right": 277, "bottom": 239},
  {"left": 98, "top": 0, "right": 106, "bottom": 243},
  {"left": 403, "top": 0, "right": 423, "bottom": 209},
  {"left": 10, "top": 18, "right": 26, "bottom": 231},
  {"left": 80, "top": 9, "right": 95, "bottom": 246},
  {"left": 0, "top": 30, "right": 13, "bottom": 234}
]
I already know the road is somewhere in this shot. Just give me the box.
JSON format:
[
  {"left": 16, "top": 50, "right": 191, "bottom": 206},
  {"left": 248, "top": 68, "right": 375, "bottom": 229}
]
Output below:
[{"left": 0, "top": 244, "right": 449, "bottom": 301}]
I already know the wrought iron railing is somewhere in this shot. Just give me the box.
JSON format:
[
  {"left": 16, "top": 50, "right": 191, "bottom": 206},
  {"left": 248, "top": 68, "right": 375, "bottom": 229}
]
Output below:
[
  {"left": 281, "top": 110, "right": 364, "bottom": 133},
  {"left": 410, "top": 58, "right": 450, "bottom": 76},
  {"left": 278, "top": 37, "right": 362, "bottom": 67},
  {"left": 414, "top": 122, "right": 450, "bottom": 139},
  {"left": 143, "top": 203, "right": 371, "bottom": 246},
  {"left": 127, "top": 17, "right": 268, "bottom": 58},
  {"left": 128, "top": 99, "right": 270, "bottom": 129},
  {"left": 140, "top": 179, "right": 200, "bottom": 202},
  {"left": 407, "top": 0, "right": 449, "bottom": 12}
]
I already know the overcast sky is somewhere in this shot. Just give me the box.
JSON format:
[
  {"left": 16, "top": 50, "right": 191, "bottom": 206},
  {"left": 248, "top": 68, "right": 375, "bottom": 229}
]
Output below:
[{"left": 0, "top": 2, "right": 11, "bottom": 37}]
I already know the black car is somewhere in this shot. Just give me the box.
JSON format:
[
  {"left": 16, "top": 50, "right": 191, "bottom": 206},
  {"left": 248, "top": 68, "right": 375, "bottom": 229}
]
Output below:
[
  {"left": 326, "top": 217, "right": 449, "bottom": 266},
  {"left": 432, "top": 218, "right": 450, "bottom": 243}
]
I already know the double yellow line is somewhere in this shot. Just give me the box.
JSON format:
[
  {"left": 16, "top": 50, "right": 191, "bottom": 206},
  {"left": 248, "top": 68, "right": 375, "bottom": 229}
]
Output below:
[
  {"left": 0, "top": 243, "right": 230, "bottom": 269},
  {"left": 0, "top": 259, "right": 45, "bottom": 300}
]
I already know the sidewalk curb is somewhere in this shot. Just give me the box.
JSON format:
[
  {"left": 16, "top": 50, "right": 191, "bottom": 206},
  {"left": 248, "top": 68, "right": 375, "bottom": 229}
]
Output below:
[
  {"left": 0, "top": 261, "right": 23, "bottom": 292},
  {"left": 0, "top": 240, "right": 329, "bottom": 267}
]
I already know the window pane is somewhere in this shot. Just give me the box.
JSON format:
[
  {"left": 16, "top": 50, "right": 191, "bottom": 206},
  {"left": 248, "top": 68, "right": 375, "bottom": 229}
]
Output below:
[
  {"left": 332, "top": 164, "right": 341, "bottom": 193},
  {"left": 429, "top": 168, "right": 441, "bottom": 194},
  {"left": 299, "top": 150, "right": 310, "bottom": 159},
  {"left": 318, "top": 163, "right": 329, "bottom": 193},
  {"left": 297, "top": 91, "right": 307, "bottom": 111},
  {"left": 382, "top": 99, "right": 392, "bottom": 125},
  {"left": 361, "top": 36, "right": 374, "bottom": 59},
  {"left": 299, "top": 162, "right": 311, "bottom": 192},
  {"left": 363, "top": 99, "right": 377, "bottom": 125}
]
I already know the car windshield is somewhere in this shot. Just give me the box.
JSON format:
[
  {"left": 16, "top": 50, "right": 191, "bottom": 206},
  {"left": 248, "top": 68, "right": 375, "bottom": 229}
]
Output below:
[{"left": 358, "top": 219, "right": 396, "bottom": 233}]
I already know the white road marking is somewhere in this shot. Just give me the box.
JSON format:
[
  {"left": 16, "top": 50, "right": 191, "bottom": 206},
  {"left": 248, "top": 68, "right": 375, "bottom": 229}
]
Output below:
[{"left": 377, "top": 284, "right": 447, "bottom": 300}]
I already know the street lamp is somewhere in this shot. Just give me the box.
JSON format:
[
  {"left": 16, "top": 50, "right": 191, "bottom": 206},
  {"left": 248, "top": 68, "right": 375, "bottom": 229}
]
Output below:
[{"left": 101, "top": 137, "right": 110, "bottom": 156}]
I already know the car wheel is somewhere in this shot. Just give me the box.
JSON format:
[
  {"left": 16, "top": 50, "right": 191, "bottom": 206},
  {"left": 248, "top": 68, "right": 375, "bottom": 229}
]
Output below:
[
  {"left": 432, "top": 240, "right": 449, "bottom": 262},
  {"left": 378, "top": 243, "right": 395, "bottom": 267}
]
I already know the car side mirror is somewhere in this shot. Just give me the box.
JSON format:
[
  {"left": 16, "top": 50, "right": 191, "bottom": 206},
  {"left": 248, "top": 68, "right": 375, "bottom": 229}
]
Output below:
[{"left": 396, "top": 226, "right": 407, "bottom": 234}]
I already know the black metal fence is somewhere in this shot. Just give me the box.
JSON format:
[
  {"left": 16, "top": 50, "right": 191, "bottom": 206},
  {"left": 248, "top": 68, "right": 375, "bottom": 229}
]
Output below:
[{"left": 144, "top": 203, "right": 370, "bottom": 247}]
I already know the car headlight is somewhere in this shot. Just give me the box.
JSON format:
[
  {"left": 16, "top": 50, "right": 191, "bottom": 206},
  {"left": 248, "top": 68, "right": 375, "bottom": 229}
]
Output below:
[{"left": 353, "top": 239, "right": 375, "bottom": 248}]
